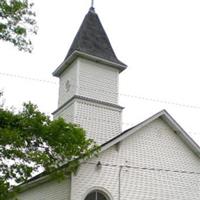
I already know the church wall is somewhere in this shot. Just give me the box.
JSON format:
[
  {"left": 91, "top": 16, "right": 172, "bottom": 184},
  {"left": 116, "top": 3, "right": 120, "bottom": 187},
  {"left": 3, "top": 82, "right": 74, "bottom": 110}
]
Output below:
[
  {"left": 71, "top": 159, "right": 119, "bottom": 200},
  {"left": 58, "top": 60, "right": 78, "bottom": 107},
  {"left": 77, "top": 58, "right": 119, "bottom": 105},
  {"left": 74, "top": 99, "right": 122, "bottom": 144},
  {"left": 53, "top": 102, "right": 75, "bottom": 123},
  {"left": 71, "top": 118, "right": 200, "bottom": 200},
  {"left": 119, "top": 118, "right": 200, "bottom": 172},
  {"left": 18, "top": 178, "right": 71, "bottom": 200}
]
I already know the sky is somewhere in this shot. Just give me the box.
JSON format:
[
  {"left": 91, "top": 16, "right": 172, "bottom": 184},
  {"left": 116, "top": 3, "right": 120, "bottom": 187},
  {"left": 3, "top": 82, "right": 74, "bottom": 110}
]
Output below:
[{"left": 1, "top": 0, "right": 200, "bottom": 145}]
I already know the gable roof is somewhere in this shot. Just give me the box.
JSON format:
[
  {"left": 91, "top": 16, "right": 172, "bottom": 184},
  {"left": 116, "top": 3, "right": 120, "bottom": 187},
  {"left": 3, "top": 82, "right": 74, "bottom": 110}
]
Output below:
[
  {"left": 101, "top": 109, "right": 200, "bottom": 158},
  {"left": 18, "top": 110, "right": 200, "bottom": 190},
  {"left": 53, "top": 8, "right": 127, "bottom": 77}
]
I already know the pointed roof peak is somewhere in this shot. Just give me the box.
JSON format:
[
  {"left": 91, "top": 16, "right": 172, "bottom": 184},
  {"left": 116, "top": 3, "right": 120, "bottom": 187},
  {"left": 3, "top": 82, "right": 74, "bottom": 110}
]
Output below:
[
  {"left": 89, "top": 0, "right": 95, "bottom": 12},
  {"left": 89, "top": 6, "right": 95, "bottom": 13},
  {"left": 64, "top": 7, "right": 127, "bottom": 69}
]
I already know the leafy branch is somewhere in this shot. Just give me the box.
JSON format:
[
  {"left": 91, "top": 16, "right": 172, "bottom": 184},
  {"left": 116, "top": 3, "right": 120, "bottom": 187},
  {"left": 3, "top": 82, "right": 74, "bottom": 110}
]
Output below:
[
  {"left": 0, "top": 0, "right": 37, "bottom": 52},
  {"left": 0, "top": 102, "right": 98, "bottom": 199}
]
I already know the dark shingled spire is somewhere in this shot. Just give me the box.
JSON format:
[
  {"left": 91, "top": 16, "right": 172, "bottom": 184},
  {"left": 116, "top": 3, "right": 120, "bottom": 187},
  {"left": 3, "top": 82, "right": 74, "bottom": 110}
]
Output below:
[{"left": 65, "top": 8, "right": 126, "bottom": 67}]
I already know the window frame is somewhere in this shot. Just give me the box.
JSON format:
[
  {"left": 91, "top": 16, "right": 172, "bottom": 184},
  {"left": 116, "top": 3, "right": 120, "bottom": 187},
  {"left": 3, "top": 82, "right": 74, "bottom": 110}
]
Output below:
[{"left": 83, "top": 188, "right": 112, "bottom": 200}]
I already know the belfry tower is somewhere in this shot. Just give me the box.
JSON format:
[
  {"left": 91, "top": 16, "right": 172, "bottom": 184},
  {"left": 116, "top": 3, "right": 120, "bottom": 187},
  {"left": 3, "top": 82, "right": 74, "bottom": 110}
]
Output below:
[{"left": 53, "top": 7, "right": 127, "bottom": 144}]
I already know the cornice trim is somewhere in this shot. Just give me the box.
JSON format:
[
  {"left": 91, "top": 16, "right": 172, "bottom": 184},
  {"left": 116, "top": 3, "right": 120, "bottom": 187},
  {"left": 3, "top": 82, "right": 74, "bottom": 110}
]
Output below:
[
  {"left": 52, "top": 51, "right": 127, "bottom": 77},
  {"left": 52, "top": 95, "right": 124, "bottom": 115}
]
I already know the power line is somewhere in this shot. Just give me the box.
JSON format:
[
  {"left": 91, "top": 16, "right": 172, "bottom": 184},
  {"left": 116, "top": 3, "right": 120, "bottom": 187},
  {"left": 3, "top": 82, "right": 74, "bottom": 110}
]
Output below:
[
  {"left": 2, "top": 71, "right": 200, "bottom": 110},
  {"left": 1, "top": 72, "right": 200, "bottom": 110},
  {"left": 85, "top": 161, "right": 200, "bottom": 176},
  {"left": 0, "top": 72, "right": 57, "bottom": 84},
  {"left": 69, "top": 84, "right": 200, "bottom": 110}
]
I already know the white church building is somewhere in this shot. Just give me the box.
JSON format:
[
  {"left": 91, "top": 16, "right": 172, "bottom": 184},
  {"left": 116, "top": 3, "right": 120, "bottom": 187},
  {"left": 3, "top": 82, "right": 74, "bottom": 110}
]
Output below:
[{"left": 18, "top": 6, "right": 200, "bottom": 200}]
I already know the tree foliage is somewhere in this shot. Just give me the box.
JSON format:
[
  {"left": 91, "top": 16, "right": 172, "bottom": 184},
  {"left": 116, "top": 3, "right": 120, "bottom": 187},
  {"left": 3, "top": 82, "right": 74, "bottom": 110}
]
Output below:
[
  {"left": 0, "top": 0, "right": 37, "bottom": 52},
  {"left": 0, "top": 102, "right": 97, "bottom": 199}
]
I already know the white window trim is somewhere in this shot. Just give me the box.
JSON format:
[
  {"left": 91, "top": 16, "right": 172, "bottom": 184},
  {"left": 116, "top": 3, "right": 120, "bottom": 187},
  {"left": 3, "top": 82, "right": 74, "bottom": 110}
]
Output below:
[{"left": 82, "top": 186, "right": 113, "bottom": 200}]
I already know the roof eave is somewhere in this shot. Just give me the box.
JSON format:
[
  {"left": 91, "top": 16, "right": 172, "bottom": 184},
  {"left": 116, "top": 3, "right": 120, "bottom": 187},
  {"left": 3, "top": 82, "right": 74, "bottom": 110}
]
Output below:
[
  {"left": 160, "top": 110, "right": 200, "bottom": 157},
  {"left": 52, "top": 50, "right": 127, "bottom": 77},
  {"left": 17, "top": 174, "right": 51, "bottom": 192},
  {"left": 101, "top": 110, "right": 200, "bottom": 158}
]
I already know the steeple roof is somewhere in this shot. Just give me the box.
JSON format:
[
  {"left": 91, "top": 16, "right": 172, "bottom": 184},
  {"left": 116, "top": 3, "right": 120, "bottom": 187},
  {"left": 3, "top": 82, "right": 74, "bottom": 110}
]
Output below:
[
  {"left": 53, "top": 7, "right": 127, "bottom": 77},
  {"left": 65, "top": 7, "right": 126, "bottom": 67}
]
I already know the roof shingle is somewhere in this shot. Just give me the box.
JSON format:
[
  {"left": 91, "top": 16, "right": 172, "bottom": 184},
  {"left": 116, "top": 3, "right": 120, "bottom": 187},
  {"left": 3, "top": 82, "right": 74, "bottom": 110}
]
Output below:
[{"left": 65, "top": 7, "right": 126, "bottom": 67}]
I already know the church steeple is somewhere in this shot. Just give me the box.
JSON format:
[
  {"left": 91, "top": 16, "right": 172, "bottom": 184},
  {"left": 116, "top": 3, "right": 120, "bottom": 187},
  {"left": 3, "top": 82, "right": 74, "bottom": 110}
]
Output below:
[
  {"left": 53, "top": 8, "right": 127, "bottom": 144},
  {"left": 53, "top": 8, "right": 126, "bottom": 77},
  {"left": 65, "top": 8, "right": 126, "bottom": 67}
]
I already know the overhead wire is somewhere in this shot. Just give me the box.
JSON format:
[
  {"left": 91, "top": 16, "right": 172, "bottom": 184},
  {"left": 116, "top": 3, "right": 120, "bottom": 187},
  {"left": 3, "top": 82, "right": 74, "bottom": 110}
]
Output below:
[
  {"left": 85, "top": 161, "right": 200, "bottom": 176},
  {"left": 61, "top": 83, "right": 200, "bottom": 110},
  {"left": 1, "top": 71, "right": 200, "bottom": 110},
  {"left": 0, "top": 72, "right": 57, "bottom": 84}
]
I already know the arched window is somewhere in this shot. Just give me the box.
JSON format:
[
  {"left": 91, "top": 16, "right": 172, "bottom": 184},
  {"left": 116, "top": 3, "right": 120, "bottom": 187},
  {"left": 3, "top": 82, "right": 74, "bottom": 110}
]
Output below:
[{"left": 85, "top": 190, "right": 109, "bottom": 200}]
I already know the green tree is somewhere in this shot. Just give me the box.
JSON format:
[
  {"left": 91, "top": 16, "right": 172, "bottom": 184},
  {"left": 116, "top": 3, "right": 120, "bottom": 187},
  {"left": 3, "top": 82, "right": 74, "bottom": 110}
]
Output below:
[
  {"left": 0, "top": 0, "right": 37, "bottom": 52},
  {"left": 0, "top": 102, "right": 97, "bottom": 199}
]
